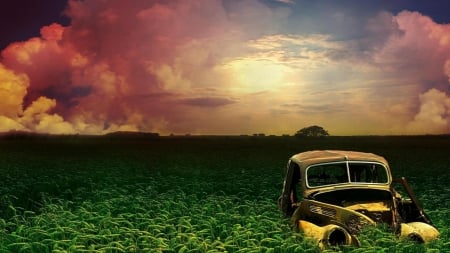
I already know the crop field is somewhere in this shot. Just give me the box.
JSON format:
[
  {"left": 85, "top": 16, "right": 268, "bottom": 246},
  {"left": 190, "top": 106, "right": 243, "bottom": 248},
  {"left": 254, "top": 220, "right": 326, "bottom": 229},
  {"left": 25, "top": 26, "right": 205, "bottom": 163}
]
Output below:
[{"left": 0, "top": 135, "right": 449, "bottom": 252}]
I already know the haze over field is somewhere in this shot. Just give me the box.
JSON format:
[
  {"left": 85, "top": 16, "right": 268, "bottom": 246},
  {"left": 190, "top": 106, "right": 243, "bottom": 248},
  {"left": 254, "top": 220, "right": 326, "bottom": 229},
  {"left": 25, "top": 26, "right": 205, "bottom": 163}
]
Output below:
[{"left": 1, "top": 0, "right": 450, "bottom": 135}]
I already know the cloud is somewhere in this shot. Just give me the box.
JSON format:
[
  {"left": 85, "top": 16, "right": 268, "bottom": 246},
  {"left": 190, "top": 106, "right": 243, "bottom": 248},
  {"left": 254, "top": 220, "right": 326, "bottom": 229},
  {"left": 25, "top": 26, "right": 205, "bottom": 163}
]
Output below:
[
  {"left": 372, "top": 11, "right": 450, "bottom": 88},
  {"left": 40, "top": 23, "right": 64, "bottom": 41},
  {"left": 1, "top": 0, "right": 265, "bottom": 134},
  {"left": 181, "top": 97, "right": 236, "bottom": 107},
  {"left": 281, "top": 103, "right": 346, "bottom": 114},
  {"left": 1, "top": 2, "right": 450, "bottom": 135},
  {"left": 0, "top": 63, "right": 78, "bottom": 134},
  {"left": 0, "top": 63, "right": 29, "bottom": 118},
  {"left": 407, "top": 89, "right": 450, "bottom": 134},
  {"left": 275, "top": 0, "right": 294, "bottom": 4},
  {"left": 368, "top": 11, "right": 450, "bottom": 134},
  {"left": 19, "top": 96, "right": 76, "bottom": 134},
  {"left": 445, "top": 59, "right": 450, "bottom": 84},
  {"left": 246, "top": 33, "right": 346, "bottom": 65},
  {"left": 0, "top": 116, "right": 25, "bottom": 132}
]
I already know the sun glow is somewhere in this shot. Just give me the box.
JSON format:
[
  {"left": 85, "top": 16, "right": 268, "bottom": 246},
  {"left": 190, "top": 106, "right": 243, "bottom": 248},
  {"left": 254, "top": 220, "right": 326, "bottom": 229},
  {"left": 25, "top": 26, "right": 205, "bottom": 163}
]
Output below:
[{"left": 225, "top": 59, "right": 291, "bottom": 92}]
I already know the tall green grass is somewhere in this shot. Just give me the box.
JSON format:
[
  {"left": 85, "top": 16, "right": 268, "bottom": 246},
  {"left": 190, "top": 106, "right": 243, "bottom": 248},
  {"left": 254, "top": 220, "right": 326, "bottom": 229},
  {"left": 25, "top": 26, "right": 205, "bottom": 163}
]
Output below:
[{"left": 0, "top": 136, "right": 448, "bottom": 252}]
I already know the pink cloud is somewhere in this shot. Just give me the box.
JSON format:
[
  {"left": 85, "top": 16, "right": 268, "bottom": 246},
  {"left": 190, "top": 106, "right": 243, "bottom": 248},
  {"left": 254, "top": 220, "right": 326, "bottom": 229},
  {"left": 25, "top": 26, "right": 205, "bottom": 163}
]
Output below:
[
  {"left": 384, "top": 11, "right": 450, "bottom": 133},
  {"left": 373, "top": 11, "right": 450, "bottom": 89},
  {"left": 1, "top": 0, "right": 270, "bottom": 134}
]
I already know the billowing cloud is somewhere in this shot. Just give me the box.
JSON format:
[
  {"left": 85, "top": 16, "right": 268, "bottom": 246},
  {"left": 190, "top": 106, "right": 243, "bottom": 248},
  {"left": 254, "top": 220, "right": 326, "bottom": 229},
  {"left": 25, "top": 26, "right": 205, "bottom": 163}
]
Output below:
[
  {"left": 372, "top": 11, "right": 450, "bottom": 134},
  {"left": 372, "top": 11, "right": 450, "bottom": 88},
  {"left": 0, "top": 63, "right": 28, "bottom": 118},
  {"left": 445, "top": 59, "right": 450, "bottom": 84},
  {"left": 407, "top": 89, "right": 450, "bottom": 134},
  {"left": 22, "top": 97, "right": 76, "bottom": 134},
  {"left": 0, "top": 0, "right": 254, "bottom": 134},
  {"left": 0, "top": 116, "right": 25, "bottom": 132},
  {"left": 0, "top": 1, "right": 450, "bottom": 135}
]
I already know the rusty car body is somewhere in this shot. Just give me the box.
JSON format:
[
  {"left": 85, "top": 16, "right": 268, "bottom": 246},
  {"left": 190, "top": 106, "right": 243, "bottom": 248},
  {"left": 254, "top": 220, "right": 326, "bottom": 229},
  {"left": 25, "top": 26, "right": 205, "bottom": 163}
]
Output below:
[{"left": 278, "top": 150, "right": 439, "bottom": 248}]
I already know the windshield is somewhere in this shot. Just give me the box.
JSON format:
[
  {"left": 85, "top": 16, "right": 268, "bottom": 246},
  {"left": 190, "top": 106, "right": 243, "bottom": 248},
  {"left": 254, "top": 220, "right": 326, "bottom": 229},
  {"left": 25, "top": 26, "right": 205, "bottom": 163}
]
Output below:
[{"left": 306, "top": 161, "right": 389, "bottom": 188}]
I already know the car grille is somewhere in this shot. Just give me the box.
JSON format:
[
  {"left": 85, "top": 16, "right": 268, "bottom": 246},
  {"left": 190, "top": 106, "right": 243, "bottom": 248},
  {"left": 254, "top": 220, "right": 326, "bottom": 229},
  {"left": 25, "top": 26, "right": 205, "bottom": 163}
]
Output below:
[
  {"left": 309, "top": 204, "right": 337, "bottom": 218},
  {"left": 346, "top": 214, "right": 372, "bottom": 234}
]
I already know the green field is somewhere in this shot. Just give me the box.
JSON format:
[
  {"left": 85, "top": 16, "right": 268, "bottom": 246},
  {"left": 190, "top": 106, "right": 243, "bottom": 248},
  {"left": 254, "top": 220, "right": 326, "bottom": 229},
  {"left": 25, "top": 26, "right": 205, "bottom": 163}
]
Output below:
[{"left": 0, "top": 136, "right": 449, "bottom": 252}]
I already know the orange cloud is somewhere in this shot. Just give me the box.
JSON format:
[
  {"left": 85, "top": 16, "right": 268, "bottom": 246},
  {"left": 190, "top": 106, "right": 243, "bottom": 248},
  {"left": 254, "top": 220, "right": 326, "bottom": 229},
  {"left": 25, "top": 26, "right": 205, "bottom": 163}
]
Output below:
[
  {"left": 0, "top": 116, "right": 25, "bottom": 132},
  {"left": 0, "top": 63, "right": 29, "bottom": 118}
]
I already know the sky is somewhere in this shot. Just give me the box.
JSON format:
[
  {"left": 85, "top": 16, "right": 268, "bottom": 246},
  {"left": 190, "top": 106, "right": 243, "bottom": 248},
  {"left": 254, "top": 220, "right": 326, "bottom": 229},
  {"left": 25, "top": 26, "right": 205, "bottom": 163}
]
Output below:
[{"left": 1, "top": 0, "right": 450, "bottom": 136}]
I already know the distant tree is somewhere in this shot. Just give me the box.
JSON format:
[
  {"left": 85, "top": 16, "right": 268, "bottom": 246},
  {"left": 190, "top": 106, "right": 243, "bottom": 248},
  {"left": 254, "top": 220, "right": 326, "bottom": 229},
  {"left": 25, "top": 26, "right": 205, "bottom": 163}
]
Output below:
[
  {"left": 253, "top": 133, "right": 266, "bottom": 137},
  {"left": 295, "top": 125, "right": 329, "bottom": 137}
]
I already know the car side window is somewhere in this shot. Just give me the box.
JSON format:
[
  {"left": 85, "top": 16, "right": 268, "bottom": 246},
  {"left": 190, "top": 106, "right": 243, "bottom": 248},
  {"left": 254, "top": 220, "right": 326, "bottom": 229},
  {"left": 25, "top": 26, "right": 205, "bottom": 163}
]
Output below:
[{"left": 289, "top": 162, "right": 302, "bottom": 203}]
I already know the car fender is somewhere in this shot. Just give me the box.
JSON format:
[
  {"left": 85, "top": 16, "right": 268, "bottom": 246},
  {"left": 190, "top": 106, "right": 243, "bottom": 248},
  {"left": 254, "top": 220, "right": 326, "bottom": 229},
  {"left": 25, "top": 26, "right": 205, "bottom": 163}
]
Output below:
[
  {"left": 399, "top": 222, "right": 440, "bottom": 243},
  {"left": 297, "top": 219, "right": 359, "bottom": 249}
]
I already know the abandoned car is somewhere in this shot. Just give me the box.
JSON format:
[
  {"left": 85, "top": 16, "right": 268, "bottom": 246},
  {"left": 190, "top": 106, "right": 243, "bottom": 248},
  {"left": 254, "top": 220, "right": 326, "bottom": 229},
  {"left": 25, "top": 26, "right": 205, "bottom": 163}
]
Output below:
[{"left": 278, "top": 150, "right": 439, "bottom": 248}]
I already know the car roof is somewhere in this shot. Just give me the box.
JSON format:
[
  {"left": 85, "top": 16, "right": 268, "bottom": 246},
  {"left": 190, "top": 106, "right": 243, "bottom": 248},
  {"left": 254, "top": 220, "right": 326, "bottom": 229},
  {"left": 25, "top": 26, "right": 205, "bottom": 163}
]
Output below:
[{"left": 290, "top": 150, "right": 388, "bottom": 168}]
